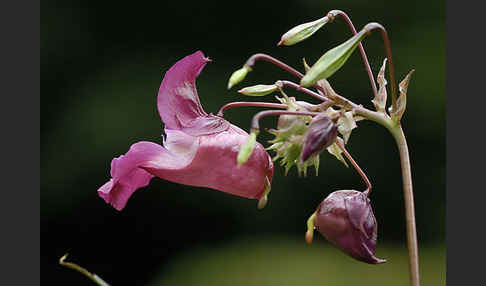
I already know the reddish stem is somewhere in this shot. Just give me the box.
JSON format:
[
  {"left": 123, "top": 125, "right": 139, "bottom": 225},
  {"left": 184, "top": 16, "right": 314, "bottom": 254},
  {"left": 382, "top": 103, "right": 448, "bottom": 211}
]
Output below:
[
  {"left": 250, "top": 110, "right": 319, "bottom": 131},
  {"left": 244, "top": 54, "right": 332, "bottom": 98},
  {"left": 245, "top": 53, "right": 304, "bottom": 79},
  {"left": 328, "top": 10, "right": 377, "bottom": 96},
  {"left": 335, "top": 139, "right": 372, "bottom": 194},
  {"left": 364, "top": 22, "right": 398, "bottom": 113},
  {"left": 216, "top": 102, "right": 287, "bottom": 117},
  {"left": 277, "top": 80, "right": 328, "bottom": 102}
]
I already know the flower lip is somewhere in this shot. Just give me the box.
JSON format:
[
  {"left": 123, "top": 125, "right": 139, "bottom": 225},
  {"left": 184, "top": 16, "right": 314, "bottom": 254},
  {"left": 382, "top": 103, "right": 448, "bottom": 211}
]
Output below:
[{"left": 97, "top": 50, "right": 274, "bottom": 210}]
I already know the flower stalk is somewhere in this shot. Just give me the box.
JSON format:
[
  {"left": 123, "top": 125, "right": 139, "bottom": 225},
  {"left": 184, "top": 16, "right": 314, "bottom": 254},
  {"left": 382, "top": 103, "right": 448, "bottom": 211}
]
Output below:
[
  {"left": 217, "top": 102, "right": 288, "bottom": 117},
  {"left": 389, "top": 125, "right": 420, "bottom": 286},
  {"left": 335, "top": 139, "right": 372, "bottom": 193},
  {"left": 250, "top": 110, "right": 319, "bottom": 131},
  {"left": 276, "top": 80, "right": 328, "bottom": 102},
  {"left": 59, "top": 254, "right": 110, "bottom": 286},
  {"left": 327, "top": 9, "right": 377, "bottom": 96}
]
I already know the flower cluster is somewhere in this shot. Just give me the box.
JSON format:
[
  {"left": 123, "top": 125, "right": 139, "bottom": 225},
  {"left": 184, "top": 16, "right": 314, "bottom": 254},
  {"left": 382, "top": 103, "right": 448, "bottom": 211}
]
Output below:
[{"left": 97, "top": 9, "right": 415, "bottom": 267}]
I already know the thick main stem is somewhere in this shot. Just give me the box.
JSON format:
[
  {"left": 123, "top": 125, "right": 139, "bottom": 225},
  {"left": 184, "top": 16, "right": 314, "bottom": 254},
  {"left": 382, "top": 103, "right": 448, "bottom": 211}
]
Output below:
[
  {"left": 389, "top": 125, "right": 420, "bottom": 286},
  {"left": 325, "top": 85, "right": 419, "bottom": 285}
]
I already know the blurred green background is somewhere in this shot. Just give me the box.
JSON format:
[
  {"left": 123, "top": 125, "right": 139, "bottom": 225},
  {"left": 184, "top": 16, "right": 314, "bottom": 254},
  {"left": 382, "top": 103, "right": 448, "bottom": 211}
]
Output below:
[{"left": 41, "top": 0, "right": 445, "bottom": 285}]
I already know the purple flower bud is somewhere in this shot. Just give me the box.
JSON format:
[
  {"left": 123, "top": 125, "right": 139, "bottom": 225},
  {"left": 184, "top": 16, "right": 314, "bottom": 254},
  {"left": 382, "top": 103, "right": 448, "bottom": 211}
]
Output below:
[
  {"left": 315, "top": 190, "right": 386, "bottom": 264},
  {"left": 301, "top": 114, "right": 338, "bottom": 163}
]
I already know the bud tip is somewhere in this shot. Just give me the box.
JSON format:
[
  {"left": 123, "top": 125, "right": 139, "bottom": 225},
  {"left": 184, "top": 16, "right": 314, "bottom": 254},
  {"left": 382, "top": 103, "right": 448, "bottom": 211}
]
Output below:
[
  {"left": 305, "top": 230, "right": 314, "bottom": 244},
  {"left": 257, "top": 195, "right": 268, "bottom": 209}
]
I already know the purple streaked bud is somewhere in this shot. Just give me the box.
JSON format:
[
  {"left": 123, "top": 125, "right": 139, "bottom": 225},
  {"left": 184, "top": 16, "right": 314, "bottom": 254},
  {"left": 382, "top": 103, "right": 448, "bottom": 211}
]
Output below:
[
  {"left": 315, "top": 190, "right": 386, "bottom": 264},
  {"left": 301, "top": 114, "right": 338, "bottom": 163}
]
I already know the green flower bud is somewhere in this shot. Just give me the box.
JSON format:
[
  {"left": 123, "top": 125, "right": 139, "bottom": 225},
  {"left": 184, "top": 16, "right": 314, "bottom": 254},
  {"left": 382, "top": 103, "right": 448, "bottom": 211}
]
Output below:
[
  {"left": 238, "top": 84, "right": 278, "bottom": 96},
  {"left": 237, "top": 130, "right": 258, "bottom": 166},
  {"left": 278, "top": 16, "right": 329, "bottom": 46},
  {"left": 227, "top": 65, "right": 252, "bottom": 89},
  {"left": 300, "top": 29, "right": 368, "bottom": 87}
]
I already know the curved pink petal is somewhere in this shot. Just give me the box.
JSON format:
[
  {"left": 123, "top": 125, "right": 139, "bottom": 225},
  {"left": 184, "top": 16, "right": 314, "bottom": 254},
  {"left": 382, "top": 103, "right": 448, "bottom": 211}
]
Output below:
[
  {"left": 98, "top": 51, "right": 275, "bottom": 211},
  {"left": 157, "top": 50, "right": 229, "bottom": 136},
  {"left": 98, "top": 127, "right": 273, "bottom": 210},
  {"left": 143, "top": 125, "right": 273, "bottom": 199},
  {"left": 97, "top": 133, "right": 197, "bottom": 210}
]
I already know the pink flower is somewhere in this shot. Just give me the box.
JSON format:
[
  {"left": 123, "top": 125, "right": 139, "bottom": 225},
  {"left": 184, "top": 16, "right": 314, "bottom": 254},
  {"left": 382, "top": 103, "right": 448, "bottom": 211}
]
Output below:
[{"left": 97, "top": 51, "right": 274, "bottom": 211}]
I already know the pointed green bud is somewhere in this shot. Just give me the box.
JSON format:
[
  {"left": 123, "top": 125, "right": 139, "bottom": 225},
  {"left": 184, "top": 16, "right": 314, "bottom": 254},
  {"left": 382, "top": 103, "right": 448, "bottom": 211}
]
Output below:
[
  {"left": 278, "top": 16, "right": 329, "bottom": 46},
  {"left": 228, "top": 65, "right": 252, "bottom": 89},
  {"left": 300, "top": 29, "right": 368, "bottom": 87},
  {"left": 257, "top": 176, "right": 272, "bottom": 209},
  {"left": 305, "top": 211, "right": 317, "bottom": 244},
  {"left": 390, "top": 69, "right": 415, "bottom": 122},
  {"left": 372, "top": 58, "right": 388, "bottom": 113},
  {"left": 302, "top": 58, "right": 311, "bottom": 72},
  {"left": 237, "top": 130, "right": 258, "bottom": 166},
  {"left": 238, "top": 84, "right": 278, "bottom": 96}
]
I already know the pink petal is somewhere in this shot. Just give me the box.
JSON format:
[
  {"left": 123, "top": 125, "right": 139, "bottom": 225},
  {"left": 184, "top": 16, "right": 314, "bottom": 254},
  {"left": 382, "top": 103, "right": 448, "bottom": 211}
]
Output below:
[
  {"left": 144, "top": 125, "right": 273, "bottom": 199},
  {"left": 157, "top": 50, "right": 229, "bottom": 135},
  {"left": 98, "top": 51, "right": 274, "bottom": 210},
  {"left": 97, "top": 133, "right": 198, "bottom": 211},
  {"left": 98, "top": 127, "right": 273, "bottom": 210}
]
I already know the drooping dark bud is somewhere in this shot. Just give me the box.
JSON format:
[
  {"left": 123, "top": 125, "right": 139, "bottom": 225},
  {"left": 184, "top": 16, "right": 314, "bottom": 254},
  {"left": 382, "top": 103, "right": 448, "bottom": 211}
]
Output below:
[
  {"left": 300, "top": 114, "right": 338, "bottom": 163},
  {"left": 315, "top": 190, "right": 386, "bottom": 264}
]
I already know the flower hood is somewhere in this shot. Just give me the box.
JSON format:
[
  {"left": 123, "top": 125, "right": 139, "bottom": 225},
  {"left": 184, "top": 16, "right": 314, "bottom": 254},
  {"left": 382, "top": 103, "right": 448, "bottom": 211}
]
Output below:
[{"left": 97, "top": 51, "right": 274, "bottom": 211}]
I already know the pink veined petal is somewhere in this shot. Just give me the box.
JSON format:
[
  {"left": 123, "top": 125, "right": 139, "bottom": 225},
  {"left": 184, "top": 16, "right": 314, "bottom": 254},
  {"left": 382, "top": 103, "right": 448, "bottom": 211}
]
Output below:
[
  {"left": 98, "top": 127, "right": 273, "bottom": 210},
  {"left": 157, "top": 50, "right": 229, "bottom": 136},
  {"left": 143, "top": 125, "right": 273, "bottom": 199},
  {"left": 98, "top": 51, "right": 275, "bottom": 211},
  {"left": 157, "top": 51, "right": 207, "bottom": 129},
  {"left": 97, "top": 131, "right": 198, "bottom": 211}
]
